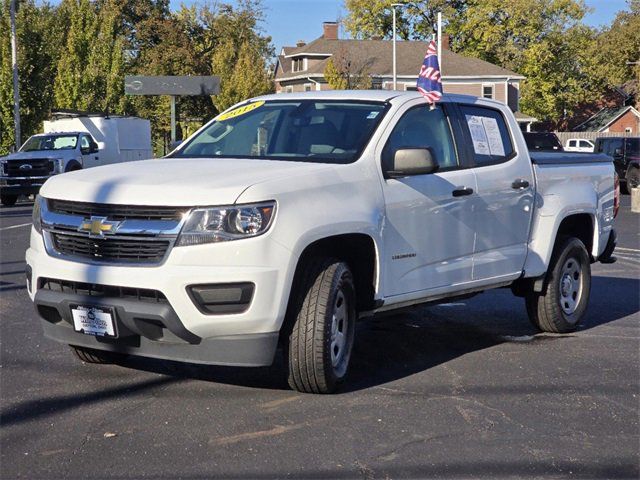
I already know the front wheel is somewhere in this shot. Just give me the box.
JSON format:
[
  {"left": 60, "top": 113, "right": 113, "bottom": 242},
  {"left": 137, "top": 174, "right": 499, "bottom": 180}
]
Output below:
[
  {"left": 526, "top": 237, "right": 591, "bottom": 333},
  {"left": 1, "top": 194, "right": 18, "bottom": 206},
  {"left": 287, "top": 258, "right": 356, "bottom": 394}
]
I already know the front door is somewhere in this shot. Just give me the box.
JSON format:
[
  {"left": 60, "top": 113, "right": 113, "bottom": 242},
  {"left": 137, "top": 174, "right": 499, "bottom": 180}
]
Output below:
[{"left": 379, "top": 102, "right": 477, "bottom": 297}]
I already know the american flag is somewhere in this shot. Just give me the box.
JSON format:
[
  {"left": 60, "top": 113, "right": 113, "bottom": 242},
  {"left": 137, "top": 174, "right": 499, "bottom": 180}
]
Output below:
[{"left": 416, "top": 40, "right": 443, "bottom": 103}]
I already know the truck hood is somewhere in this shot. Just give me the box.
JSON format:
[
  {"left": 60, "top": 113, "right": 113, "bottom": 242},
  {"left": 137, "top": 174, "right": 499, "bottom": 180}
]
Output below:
[
  {"left": 2, "top": 151, "right": 68, "bottom": 161},
  {"left": 40, "top": 157, "right": 334, "bottom": 206}
]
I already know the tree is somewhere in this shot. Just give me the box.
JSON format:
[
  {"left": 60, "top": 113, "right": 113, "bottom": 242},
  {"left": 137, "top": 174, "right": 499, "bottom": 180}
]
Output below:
[
  {"left": 589, "top": 1, "right": 640, "bottom": 88},
  {"left": 323, "top": 45, "right": 372, "bottom": 90},
  {"left": 344, "top": 0, "right": 465, "bottom": 41},
  {"left": 0, "top": 1, "right": 61, "bottom": 152},
  {"left": 54, "top": 0, "right": 99, "bottom": 110}
]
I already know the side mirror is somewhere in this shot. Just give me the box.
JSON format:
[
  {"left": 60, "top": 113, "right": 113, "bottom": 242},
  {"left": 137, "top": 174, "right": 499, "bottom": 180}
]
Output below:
[
  {"left": 384, "top": 148, "right": 439, "bottom": 179},
  {"left": 613, "top": 147, "right": 623, "bottom": 157},
  {"left": 90, "top": 144, "right": 99, "bottom": 154},
  {"left": 80, "top": 146, "right": 90, "bottom": 155}
]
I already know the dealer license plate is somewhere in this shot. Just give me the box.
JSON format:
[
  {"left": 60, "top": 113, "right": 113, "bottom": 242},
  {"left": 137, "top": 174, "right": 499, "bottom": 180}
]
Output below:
[{"left": 71, "top": 305, "right": 117, "bottom": 337}]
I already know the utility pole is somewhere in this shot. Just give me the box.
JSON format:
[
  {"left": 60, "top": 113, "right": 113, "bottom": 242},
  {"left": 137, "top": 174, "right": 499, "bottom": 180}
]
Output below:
[
  {"left": 10, "top": 0, "right": 21, "bottom": 150},
  {"left": 391, "top": 3, "right": 403, "bottom": 90}
]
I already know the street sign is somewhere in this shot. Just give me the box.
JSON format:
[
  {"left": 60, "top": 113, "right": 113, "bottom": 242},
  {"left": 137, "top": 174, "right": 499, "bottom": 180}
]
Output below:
[{"left": 124, "top": 76, "right": 220, "bottom": 96}]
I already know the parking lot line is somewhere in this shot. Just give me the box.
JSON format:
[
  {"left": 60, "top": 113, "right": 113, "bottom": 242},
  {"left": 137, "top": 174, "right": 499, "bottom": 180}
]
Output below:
[{"left": 0, "top": 223, "right": 32, "bottom": 231}]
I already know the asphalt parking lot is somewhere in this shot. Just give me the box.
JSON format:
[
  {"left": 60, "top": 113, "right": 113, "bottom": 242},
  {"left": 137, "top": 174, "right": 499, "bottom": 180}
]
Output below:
[{"left": 1, "top": 196, "right": 638, "bottom": 479}]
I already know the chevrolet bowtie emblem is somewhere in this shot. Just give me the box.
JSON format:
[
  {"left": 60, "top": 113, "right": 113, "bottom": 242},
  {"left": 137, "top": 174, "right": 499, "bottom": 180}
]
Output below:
[{"left": 78, "top": 216, "right": 121, "bottom": 238}]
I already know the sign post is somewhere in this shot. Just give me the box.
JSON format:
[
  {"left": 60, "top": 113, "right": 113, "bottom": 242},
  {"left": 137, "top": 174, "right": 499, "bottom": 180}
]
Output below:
[{"left": 124, "top": 76, "right": 220, "bottom": 146}]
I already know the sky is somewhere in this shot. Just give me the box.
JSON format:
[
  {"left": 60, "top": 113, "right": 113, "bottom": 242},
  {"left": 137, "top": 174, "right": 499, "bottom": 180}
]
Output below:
[{"left": 169, "top": 0, "right": 632, "bottom": 53}]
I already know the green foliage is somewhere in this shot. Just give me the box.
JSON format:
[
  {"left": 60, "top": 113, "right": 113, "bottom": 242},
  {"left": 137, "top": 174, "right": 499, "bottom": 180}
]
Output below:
[
  {"left": 0, "top": 1, "right": 61, "bottom": 152},
  {"left": 1, "top": 0, "right": 274, "bottom": 156},
  {"left": 589, "top": 2, "right": 640, "bottom": 88},
  {"left": 344, "top": 0, "right": 464, "bottom": 40},
  {"left": 324, "top": 57, "right": 348, "bottom": 90}
]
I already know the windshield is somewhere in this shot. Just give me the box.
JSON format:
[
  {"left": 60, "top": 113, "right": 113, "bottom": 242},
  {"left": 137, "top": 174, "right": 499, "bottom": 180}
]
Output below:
[
  {"left": 21, "top": 134, "right": 78, "bottom": 152},
  {"left": 171, "top": 100, "right": 389, "bottom": 164},
  {"left": 524, "top": 133, "right": 563, "bottom": 151}
]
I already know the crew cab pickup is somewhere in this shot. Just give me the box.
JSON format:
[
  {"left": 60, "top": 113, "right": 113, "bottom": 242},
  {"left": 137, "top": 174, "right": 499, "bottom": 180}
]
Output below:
[{"left": 26, "top": 92, "right": 618, "bottom": 393}]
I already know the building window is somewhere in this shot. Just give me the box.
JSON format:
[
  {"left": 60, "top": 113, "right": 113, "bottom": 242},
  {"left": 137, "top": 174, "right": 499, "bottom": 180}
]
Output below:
[
  {"left": 482, "top": 84, "right": 494, "bottom": 99},
  {"left": 404, "top": 84, "right": 418, "bottom": 91},
  {"left": 292, "top": 58, "right": 305, "bottom": 72},
  {"left": 304, "top": 83, "right": 312, "bottom": 92},
  {"left": 285, "top": 86, "right": 293, "bottom": 93}
]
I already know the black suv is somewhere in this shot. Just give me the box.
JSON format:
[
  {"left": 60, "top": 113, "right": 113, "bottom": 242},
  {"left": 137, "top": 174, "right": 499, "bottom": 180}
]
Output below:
[
  {"left": 594, "top": 137, "right": 640, "bottom": 193},
  {"left": 523, "top": 132, "right": 564, "bottom": 152}
]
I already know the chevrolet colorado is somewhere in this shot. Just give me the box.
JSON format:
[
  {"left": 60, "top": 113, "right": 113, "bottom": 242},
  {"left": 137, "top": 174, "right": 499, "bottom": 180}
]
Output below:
[{"left": 26, "top": 91, "right": 618, "bottom": 393}]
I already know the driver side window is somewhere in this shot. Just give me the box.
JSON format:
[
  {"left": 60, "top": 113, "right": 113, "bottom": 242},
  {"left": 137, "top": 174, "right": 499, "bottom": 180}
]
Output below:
[
  {"left": 80, "top": 135, "right": 90, "bottom": 150},
  {"left": 382, "top": 105, "right": 458, "bottom": 172}
]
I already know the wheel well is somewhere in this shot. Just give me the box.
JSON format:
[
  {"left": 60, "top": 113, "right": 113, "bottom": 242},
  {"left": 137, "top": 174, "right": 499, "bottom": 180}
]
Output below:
[
  {"left": 556, "top": 214, "right": 593, "bottom": 256},
  {"left": 293, "top": 234, "right": 377, "bottom": 313},
  {"left": 65, "top": 161, "right": 82, "bottom": 172}
]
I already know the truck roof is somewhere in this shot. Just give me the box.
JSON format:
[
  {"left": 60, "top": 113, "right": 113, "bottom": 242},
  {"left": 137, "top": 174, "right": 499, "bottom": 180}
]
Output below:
[{"left": 252, "top": 90, "right": 494, "bottom": 105}]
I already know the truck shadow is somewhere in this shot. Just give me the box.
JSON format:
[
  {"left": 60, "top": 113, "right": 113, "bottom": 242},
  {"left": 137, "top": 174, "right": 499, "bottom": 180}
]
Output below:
[{"left": 117, "top": 274, "right": 639, "bottom": 393}]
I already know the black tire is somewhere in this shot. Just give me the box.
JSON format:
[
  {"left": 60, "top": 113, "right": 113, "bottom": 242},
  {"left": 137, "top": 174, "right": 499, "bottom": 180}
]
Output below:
[
  {"left": 287, "top": 258, "right": 356, "bottom": 394},
  {"left": 526, "top": 237, "right": 591, "bottom": 333},
  {"left": 1, "top": 194, "right": 18, "bottom": 206},
  {"left": 70, "top": 345, "right": 123, "bottom": 364},
  {"left": 626, "top": 166, "right": 639, "bottom": 192}
]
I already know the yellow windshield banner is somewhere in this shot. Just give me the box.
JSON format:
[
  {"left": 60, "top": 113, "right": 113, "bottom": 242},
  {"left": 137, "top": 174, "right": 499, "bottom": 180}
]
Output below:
[{"left": 216, "top": 101, "right": 265, "bottom": 121}]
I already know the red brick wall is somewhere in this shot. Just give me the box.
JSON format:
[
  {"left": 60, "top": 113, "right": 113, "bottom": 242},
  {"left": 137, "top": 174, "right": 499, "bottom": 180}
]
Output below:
[{"left": 607, "top": 110, "right": 640, "bottom": 134}]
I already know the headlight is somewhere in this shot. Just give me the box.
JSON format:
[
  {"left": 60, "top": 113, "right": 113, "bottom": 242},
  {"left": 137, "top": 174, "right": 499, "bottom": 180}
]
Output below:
[
  {"left": 176, "top": 201, "right": 276, "bottom": 246},
  {"left": 52, "top": 159, "right": 64, "bottom": 174},
  {"left": 32, "top": 195, "right": 43, "bottom": 234}
]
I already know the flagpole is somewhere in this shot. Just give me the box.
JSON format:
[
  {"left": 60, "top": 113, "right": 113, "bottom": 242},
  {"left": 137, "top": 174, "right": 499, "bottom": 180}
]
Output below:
[{"left": 437, "top": 12, "right": 442, "bottom": 75}]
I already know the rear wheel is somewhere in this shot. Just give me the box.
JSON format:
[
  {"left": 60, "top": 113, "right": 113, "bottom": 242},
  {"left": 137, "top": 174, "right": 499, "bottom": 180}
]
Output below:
[
  {"left": 287, "top": 258, "right": 356, "bottom": 394},
  {"left": 626, "top": 166, "right": 639, "bottom": 191},
  {"left": 526, "top": 237, "right": 591, "bottom": 333},
  {"left": 1, "top": 194, "right": 18, "bottom": 206},
  {"left": 70, "top": 345, "right": 124, "bottom": 364}
]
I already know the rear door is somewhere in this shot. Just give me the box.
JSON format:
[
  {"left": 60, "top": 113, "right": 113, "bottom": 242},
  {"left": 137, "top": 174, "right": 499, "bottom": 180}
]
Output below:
[
  {"left": 456, "top": 103, "right": 535, "bottom": 281},
  {"left": 378, "top": 101, "right": 477, "bottom": 296}
]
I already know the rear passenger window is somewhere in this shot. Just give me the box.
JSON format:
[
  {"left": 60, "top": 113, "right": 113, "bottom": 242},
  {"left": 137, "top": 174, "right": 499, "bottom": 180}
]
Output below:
[
  {"left": 382, "top": 106, "right": 458, "bottom": 171},
  {"left": 460, "top": 105, "right": 514, "bottom": 165}
]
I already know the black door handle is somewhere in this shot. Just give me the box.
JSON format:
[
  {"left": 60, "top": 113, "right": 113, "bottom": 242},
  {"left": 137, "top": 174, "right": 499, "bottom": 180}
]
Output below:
[
  {"left": 452, "top": 187, "right": 474, "bottom": 197},
  {"left": 512, "top": 179, "right": 530, "bottom": 189}
]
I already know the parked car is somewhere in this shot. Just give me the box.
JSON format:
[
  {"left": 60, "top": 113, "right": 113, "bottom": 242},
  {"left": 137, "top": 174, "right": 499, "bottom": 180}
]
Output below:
[
  {"left": 27, "top": 92, "right": 618, "bottom": 393},
  {"left": 565, "top": 138, "right": 595, "bottom": 153},
  {"left": 594, "top": 136, "right": 640, "bottom": 192},
  {"left": 523, "top": 132, "right": 564, "bottom": 152},
  {"left": 0, "top": 113, "right": 152, "bottom": 206}
]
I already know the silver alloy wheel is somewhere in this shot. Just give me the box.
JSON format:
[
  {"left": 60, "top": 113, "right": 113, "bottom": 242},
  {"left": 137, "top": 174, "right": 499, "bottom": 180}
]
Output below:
[
  {"left": 330, "top": 289, "right": 349, "bottom": 376},
  {"left": 559, "top": 257, "right": 583, "bottom": 316}
]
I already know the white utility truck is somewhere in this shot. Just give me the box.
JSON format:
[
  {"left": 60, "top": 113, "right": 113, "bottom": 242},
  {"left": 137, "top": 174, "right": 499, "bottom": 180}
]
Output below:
[
  {"left": 27, "top": 92, "right": 618, "bottom": 393},
  {"left": 0, "top": 112, "right": 151, "bottom": 206}
]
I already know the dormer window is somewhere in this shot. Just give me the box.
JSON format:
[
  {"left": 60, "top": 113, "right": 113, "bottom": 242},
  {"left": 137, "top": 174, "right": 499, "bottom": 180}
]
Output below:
[{"left": 292, "top": 58, "right": 305, "bottom": 72}]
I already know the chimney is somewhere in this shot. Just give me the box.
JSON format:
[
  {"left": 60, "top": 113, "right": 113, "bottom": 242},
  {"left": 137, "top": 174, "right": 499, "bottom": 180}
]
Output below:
[
  {"left": 441, "top": 34, "right": 450, "bottom": 50},
  {"left": 323, "top": 21, "right": 339, "bottom": 40},
  {"left": 296, "top": 40, "right": 306, "bottom": 47}
]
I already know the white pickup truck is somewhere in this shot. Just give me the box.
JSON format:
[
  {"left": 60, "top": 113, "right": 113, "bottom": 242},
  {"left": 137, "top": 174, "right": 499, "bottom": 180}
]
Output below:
[{"left": 27, "top": 91, "right": 618, "bottom": 393}]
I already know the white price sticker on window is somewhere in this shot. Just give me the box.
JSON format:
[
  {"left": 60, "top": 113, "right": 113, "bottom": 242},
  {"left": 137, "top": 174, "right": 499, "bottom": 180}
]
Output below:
[
  {"left": 481, "top": 117, "right": 505, "bottom": 156},
  {"left": 465, "top": 115, "right": 490, "bottom": 155}
]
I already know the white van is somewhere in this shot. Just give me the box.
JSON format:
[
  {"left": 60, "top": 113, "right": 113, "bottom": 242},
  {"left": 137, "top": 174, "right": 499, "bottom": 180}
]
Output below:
[{"left": 565, "top": 138, "right": 594, "bottom": 152}]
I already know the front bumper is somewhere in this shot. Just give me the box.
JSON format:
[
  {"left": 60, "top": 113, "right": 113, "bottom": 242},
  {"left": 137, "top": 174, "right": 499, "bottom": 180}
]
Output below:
[
  {"left": 26, "top": 228, "right": 296, "bottom": 367},
  {"left": 0, "top": 176, "right": 49, "bottom": 195}
]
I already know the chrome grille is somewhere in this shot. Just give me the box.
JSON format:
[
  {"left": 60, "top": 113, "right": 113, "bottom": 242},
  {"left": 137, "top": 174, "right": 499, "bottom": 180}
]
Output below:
[
  {"left": 48, "top": 199, "right": 188, "bottom": 221},
  {"left": 51, "top": 232, "right": 170, "bottom": 263},
  {"left": 5, "top": 158, "right": 53, "bottom": 177}
]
